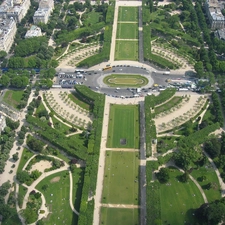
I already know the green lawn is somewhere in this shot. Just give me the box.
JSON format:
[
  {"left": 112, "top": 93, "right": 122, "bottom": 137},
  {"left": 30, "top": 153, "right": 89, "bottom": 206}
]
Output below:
[
  {"left": 118, "top": 6, "right": 138, "bottom": 22},
  {"left": 35, "top": 102, "right": 46, "bottom": 115},
  {"left": 102, "top": 151, "right": 139, "bottom": 205},
  {"left": 17, "top": 148, "right": 35, "bottom": 172},
  {"left": 103, "top": 74, "right": 148, "bottom": 87},
  {"left": 82, "top": 11, "right": 102, "bottom": 26},
  {"left": 18, "top": 185, "right": 28, "bottom": 208},
  {"left": 116, "top": 23, "right": 138, "bottom": 39},
  {"left": 115, "top": 40, "right": 139, "bottom": 61},
  {"left": 3, "top": 90, "right": 24, "bottom": 109},
  {"left": 100, "top": 207, "right": 139, "bottom": 225},
  {"left": 36, "top": 170, "right": 81, "bottom": 225},
  {"left": 51, "top": 116, "right": 71, "bottom": 134},
  {"left": 191, "top": 165, "right": 221, "bottom": 203},
  {"left": 68, "top": 92, "right": 90, "bottom": 111},
  {"left": 154, "top": 96, "right": 182, "bottom": 114},
  {"left": 159, "top": 169, "right": 204, "bottom": 224},
  {"left": 107, "top": 104, "right": 139, "bottom": 148}
]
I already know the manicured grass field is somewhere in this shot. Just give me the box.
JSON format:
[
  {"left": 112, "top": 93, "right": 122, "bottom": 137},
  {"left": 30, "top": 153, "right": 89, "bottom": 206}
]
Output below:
[
  {"left": 3, "top": 90, "right": 24, "bottom": 109},
  {"left": 107, "top": 104, "right": 139, "bottom": 148},
  {"left": 116, "top": 23, "right": 138, "bottom": 39},
  {"left": 115, "top": 40, "right": 138, "bottom": 61},
  {"left": 102, "top": 151, "right": 139, "bottom": 204},
  {"left": 154, "top": 96, "right": 182, "bottom": 114},
  {"left": 103, "top": 74, "right": 148, "bottom": 87},
  {"left": 191, "top": 164, "right": 221, "bottom": 203},
  {"left": 118, "top": 6, "right": 138, "bottom": 22},
  {"left": 160, "top": 169, "right": 204, "bottom": 224},
  {"left": 35, "top": 102, "right": 46, "bottom": 115},
  {"left": 36, "top": 170, "right": 82, "bottom": 225},
  {"left": 100, "top": 207, "right": 139, "bottom": 225}
]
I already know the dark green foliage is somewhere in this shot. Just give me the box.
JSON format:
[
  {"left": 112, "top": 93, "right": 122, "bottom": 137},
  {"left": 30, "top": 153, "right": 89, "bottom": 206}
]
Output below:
[
  {"left": 26, "top": 135, "right": 44, "bottom": 152},
  {"left": 204, "top": 138, "right": 221, "bottom": 159},
  {"left": 156, "top": 168, "right": 170, "bottom": 183},
  {"left": 195, "top": 198, "right": 225, "bottom": 225},
  {"left": 211, "top": 92, "right": 223, "bottom": 127}
]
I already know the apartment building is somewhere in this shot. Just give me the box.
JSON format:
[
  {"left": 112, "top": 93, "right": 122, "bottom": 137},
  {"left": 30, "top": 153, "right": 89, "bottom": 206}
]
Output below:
[
  {"left": 0, "top": 0, "right": 31, "bottom": 23},
  {"left": 0, "top": 17, "right": 17, "bottom": 52},
  {"left": 205, "top": 0, "right": 225, "bottom": 29},
  {"left": 33, "top": 0, "right": 54, "bottom": 24},
  {"left": 0, "top": 114, "right": 6, "bottom": 133}
]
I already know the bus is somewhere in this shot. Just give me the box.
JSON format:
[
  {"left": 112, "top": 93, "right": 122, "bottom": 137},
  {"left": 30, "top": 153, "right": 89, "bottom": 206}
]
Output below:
[{"left": 103, "top": 66, "right": 112, "bottom": 71}]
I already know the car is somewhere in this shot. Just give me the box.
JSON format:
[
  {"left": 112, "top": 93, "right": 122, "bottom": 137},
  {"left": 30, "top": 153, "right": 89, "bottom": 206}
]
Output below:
[
  {"left": 116, "top": 87, "right": 120, "bottom": 90},
  {"left": 112, "top": 70, "right": 115, "bottom": 72},
  {"left": 96, "top": 86, "right": 99, "bottom": 89}
]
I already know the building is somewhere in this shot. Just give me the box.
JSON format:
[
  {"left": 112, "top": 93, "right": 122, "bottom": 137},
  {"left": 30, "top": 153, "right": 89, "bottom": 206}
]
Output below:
[
  {"left": 0, "top": 17, "right": 17, "bottom": 52},
  {"left": 0, "top": 0, "right": 30, "bottom": 23},
  {"left": 205, "top": 0, "right": 225, "bottom": 29},
  {"left": 25, "top": 25, "right": 42, "bottom": 38},
  {"left": 215, "top": 28, "right": 225, "bottom": 40},
  {"left": 0, "top": 114, "right": 6, "bottom": 133},
  {"left": 33, "top": 0, "right": 54, "bottom": 24}
]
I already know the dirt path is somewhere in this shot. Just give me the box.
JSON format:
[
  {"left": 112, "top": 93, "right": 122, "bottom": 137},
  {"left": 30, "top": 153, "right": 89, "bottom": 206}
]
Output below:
[{"left": 101, "top": 203, "right": 140, "bottom": 208}]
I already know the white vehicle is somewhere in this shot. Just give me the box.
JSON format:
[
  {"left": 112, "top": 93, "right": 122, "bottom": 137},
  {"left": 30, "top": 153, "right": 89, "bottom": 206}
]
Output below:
[
  {"left": 163, "top": 71, "right": 170, "bottom": 75},
  {"left": 136, "top": 88, "right": 141, "bottom": 93},
  {"left": 116, "top": 87, "right": 120, "bottom": 90}
]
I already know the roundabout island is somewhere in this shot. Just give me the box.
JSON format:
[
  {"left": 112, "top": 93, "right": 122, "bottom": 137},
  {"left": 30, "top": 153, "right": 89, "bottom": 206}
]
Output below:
[{"left": 103, "top": 74, "right": 148, "bottom": 88}]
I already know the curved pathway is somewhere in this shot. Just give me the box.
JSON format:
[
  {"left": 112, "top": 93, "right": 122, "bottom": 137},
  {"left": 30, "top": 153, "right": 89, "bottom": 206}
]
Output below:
[
  {"left": 16, "top": 153, "right": 80, "bottom": 224},
  {"left": 155, "top": 162, "right": 208, "bottom": 203},
  {"left": 204, "top": 150, "right": 225, "bottom": 197}
]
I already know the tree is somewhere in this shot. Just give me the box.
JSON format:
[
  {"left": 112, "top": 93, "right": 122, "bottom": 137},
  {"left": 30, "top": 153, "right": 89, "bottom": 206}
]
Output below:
[
  {"left": 156, "top": 168, "right": 170, "bottom": 183},
  {"left": 196, "top": 199, "right": 225, "bottom": 225},
  {"left": 0, "top": 74, "right": 10, "bottom": 87},
  {"left": 179, "top": 172, "right": 189, "bottom": 183},
  {"left": 0, "top": 50, "right": 7, "bottom": 59},
  {"left": 0, "top": 181, "right": 10, "bottom": 197},
  {"left": 204, "top": 138, "right": 221, "bottom": 159},
  {"left": 12, "top": 153, "right": 19, "bottom": 161},
  {"left": 16, "top": 171, "right": 30, "bottom": 184}
]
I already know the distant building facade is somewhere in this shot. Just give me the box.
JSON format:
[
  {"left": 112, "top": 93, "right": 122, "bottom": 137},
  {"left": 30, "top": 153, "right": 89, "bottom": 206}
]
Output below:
[
  {"left": 0, "top": 0, "right": 31, "bottom": 23},
  {"left": 205, "top": 0, "right": 225, "bottom": 29},
  {"left": 0, "top": 17, "right": 17, "bottom": 52},
  {"left": 25, "top": 25, "right": 42, "bottom": 38},
  {"left": 0, "top": 114, "right": 6, "bottom": 133},
  {"left": 33, "top": 0, "right": 54, "bottom": 24}
]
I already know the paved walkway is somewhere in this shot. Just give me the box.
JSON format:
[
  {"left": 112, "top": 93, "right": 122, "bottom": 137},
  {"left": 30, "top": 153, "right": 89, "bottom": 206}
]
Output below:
[
  {"left": 105, "top": 148, "right": 139, "bottom": 152},
  {"left": 101, "top": 203, "right": 140, "bottom": 208}
]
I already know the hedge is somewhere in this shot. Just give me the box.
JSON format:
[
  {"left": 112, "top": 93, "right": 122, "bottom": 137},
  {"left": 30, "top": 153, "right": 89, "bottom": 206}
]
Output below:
[
  {"left": 26, "top": 116, "right": 87, "bottom": 160},
  {"left": 179, "top": 122, "right": 220, "bottom": 147},
  {"left": 77, "top": 86, "right": 105, "bottom": 225}
]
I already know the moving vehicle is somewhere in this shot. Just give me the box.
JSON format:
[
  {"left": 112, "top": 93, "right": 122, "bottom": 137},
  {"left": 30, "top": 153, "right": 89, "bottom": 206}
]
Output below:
[{"left": 103, "top": 66, "right": 112, "bottom": 71}]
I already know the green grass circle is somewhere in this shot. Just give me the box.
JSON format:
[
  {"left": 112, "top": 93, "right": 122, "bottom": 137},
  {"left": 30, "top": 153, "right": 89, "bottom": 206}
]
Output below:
[{"left": 103, "top": 74, "right": 149, "bottom": 87}]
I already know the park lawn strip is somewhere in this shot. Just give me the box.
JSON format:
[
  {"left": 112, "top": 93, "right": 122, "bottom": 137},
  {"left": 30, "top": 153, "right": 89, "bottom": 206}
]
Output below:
[
  {"left": 100, "top": 207, "right": 139, "bottom": 225},
  {"left": 68, "top": 92, "right": 90, "bottom": 111},
  {"left": 190, "top": 165, "right": 221, "bottom": 203},
  {"left": 118, "top": 6, "right": 138, "bottom": 22},
  {"left": 17, "top": 148, "right": 35, "bottom": 172},
  {"left": 154, "top": 96, "right": 182, "bottom": 115},
  {"left": 3, "top": 90, "right": 24, "bottom": 109},
  {"left": 160, "top": 169, "right": 204, "bottom": 225},
  {"left": 51, "top": 116, "right": 71, "bottom": 134},
  {"left": 103, "top": 74, "right": 148, "bottom": 87},
  {"left": 18, "top": 185, "right": 28, "bottom": 208},
  {"left": 102, "top": 151, "right": 139, "bottom": 205},
  {"left": 116, "top": 23, "right": 138, "bottom": 39},
  {"left": 115, "top": 40, "right": 138, "bottom": 61},
  {"left": 35, "top": 102, "right": 46, "bottom": 115},
  {"left": 36, "top": 171, "right": 77, "bottom": 225},
  {"left": 107, "top": 104, "right": 139, "bottom": 148}
]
